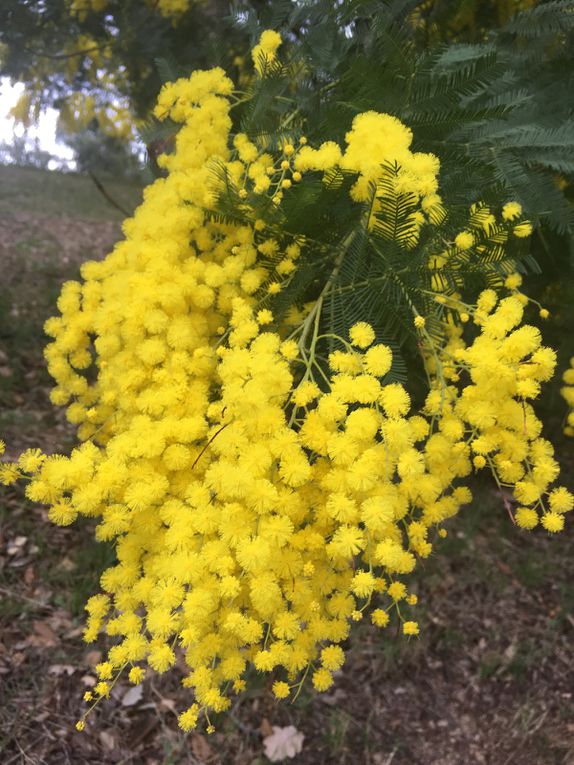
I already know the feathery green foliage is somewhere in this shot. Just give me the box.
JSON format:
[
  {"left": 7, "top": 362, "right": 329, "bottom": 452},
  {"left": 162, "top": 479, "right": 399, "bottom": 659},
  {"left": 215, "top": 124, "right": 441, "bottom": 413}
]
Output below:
[{"left": 199, "top": 1, "right": 572, "bottom": 378}]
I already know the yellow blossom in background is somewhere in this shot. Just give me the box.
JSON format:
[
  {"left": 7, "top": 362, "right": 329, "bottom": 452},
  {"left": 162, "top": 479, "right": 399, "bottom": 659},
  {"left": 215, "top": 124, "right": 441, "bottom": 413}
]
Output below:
[
  {"left": 69, "top": 0, "right": 192, "bottom": 19},
  {"left": 154, "top": 0, "right": 192, "bottom": 16},
  {"left": 13, "top": 0, "right": 200, "bottom": 146},
  {"left": 69, "top": 0, "right": 110, "bottom": 18},
  {"left": 562, "top": 357, "right": 574, "bottom": 436},
  {"left": 9, "top": 91, "right": 36, "bottom": 128}
]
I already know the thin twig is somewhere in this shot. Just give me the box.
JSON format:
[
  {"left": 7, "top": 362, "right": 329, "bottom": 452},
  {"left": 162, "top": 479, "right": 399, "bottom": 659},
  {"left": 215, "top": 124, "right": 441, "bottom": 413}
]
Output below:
[
  {"left": 0, "top": 585, "right": 51, "bottom": 610},
  {"left": 383, "top": 747, "right": 398, "bottom": 765},
  {"left": 191, "top": 422, "right": 231, "bottom": 470},
  {"left": 88, "top": 171, "right": 131, "bottom": 218},
  {"left": 23, "top": 0, "right": 161, "bottom": 61}
]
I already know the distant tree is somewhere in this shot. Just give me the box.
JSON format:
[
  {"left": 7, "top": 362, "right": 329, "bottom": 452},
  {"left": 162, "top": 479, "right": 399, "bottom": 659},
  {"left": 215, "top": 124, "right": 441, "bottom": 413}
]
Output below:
[
  {"left": 0, "top": 0, "right": 249, "bottom": 149},
  {"left": 0, "top": 135, "right": 54, "bottom": 168},
  {"left": 63, "top": 129, "right": 142, "bottom": 177},
  {"left": 0, "top": 1, "right": 555, "bottom": 150}
]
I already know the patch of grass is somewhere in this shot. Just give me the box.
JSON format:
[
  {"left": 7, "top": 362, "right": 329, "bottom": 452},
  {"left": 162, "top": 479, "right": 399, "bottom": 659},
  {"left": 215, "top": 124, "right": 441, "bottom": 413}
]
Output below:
[
  {"left": 0, "top": 595, "right": 28, "bottom": 620},
  {"left": 31, "top": 517, "right": 108, "bottom": 610},
  {"left": 479, "top": 652, "right": 503, "bottom": 680},
  {"left": 325, "top": 708, "right": 351, "bottom": 755},
  {"left": 436, "top": 626, "right": 466, "bottom": 652},
  {"left": 0, "top": 491, "right": 111, "bottom": 618},
  {"left": 551, "top": 581, "right": 574, "bottom": 630},
  {"left": 374, "top": 632, "right": 411, "bottom": 671},
  {"left": 53, "top": 533, "right": 116, "bottom": 617},
  {"left": 514, "top": 556, "right": 551, "bottom": 589},
  {"left": 0, "top": 165, "right": 142, "bottom": 220},
  {"left": 0, "top": 166, "right": 134, "bottom": 452}
]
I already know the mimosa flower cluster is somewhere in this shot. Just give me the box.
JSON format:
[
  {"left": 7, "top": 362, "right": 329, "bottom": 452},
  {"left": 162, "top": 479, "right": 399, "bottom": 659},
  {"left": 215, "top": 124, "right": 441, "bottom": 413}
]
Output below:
[
  {"left": 423, "top": 292, "right": 572, "bottom": 533},
  {"left": 1, "top": 31, "right": 571, "bottom": 733},
  {"left": 293, "top": 112, "right": 445, "bottom": 245},
  {"left": 5, "top": 303, "right": 478, "bottom": 730}
]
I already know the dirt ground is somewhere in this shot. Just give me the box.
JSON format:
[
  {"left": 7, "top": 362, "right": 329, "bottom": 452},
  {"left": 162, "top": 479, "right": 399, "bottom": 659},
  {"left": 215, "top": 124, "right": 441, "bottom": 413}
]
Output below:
[{"left": 1, "top": 166, "right": 573, "bottom": 765}]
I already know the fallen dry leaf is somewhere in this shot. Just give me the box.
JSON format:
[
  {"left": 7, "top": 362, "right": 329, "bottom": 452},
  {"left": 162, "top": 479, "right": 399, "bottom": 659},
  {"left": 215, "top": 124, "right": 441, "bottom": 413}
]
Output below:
[
  {"left": 191, "top": 733, "right": 216, "bottom": 763},
  {"left": 48, "top": 664, "right": 76, "bottom": 676},
  {"left": 319, "top": 687, "right": 347, "bottom": 706},
  {"left": 159, "top": 697, "right": 176, "bottom": 712},
  {"left": 29, "top": 620, "right": 58, "bottom": 647},
  {"left": 260, "top": 717, "right": 273, "bottom": 737},
  {"left": 6, "top": 536, "right": 28, "bottom": 555},
  {"left": 64, "top": 625, "right": 84, "bottom": 639},
  {"left": 121, "top": 684, "right": 144, "bottom": 707},
  {"left": 99, "top": 730, "right": 116, "bottom": 750},
  {"left": 85, "top": 649, "right": 102, "bottom": 666},
  {"left": 263, "top": 725, "right": 304, "bottom": 762}
]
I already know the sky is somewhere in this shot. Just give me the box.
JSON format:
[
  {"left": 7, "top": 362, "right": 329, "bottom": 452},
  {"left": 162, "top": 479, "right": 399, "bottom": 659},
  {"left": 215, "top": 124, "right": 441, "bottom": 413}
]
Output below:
[{"left": 0, "top": 77, "right": 76, "bottom": 168}]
